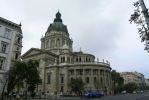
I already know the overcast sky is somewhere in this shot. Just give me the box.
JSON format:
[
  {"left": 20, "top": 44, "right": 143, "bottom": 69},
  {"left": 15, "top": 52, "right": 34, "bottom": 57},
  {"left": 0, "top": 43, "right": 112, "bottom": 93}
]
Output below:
[{"left": 1, "top": 0, "right": 149, "bottom": 78}]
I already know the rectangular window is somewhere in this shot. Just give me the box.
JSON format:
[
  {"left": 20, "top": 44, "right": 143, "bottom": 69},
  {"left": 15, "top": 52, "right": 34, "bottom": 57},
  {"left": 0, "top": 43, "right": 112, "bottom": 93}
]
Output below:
[
  {"left": 61, "top": 57, "right": 65, "bottom": 63},
  {"left": 0, "top": 58, "right": 5, "bottom": 69},
  {"left": 100, "top": 70, "right": 104, "bottom": 75},
  {"left": 60, "top": 74, "right": 64, "bottom": 83},
  {"left": 86, "top": 77, "right": 90, "bottom": 84},
  {"left": 69, "top": 70, "right": 74, "bottom": 75},
  {"left": 67, "top": 57, "right": 70, "bottom": 63},
  {"left": 1, "top": 41, "right": 8, "bottom": 53},
  {"left": 100, "top": 77, "right": 103, "bottom": 85},
  {"left": 77, "top": 69, "right": 83, "bottom": 75},
  {"left": 4, "top": 28, "right": 11, "bottom": 38},
  {"left": 93, "top": 69, "right": 98, "bottom": 75},
  {"left": 60, "top": 86, "right": 64, "bottom": 92},
  {"left": 47, "top": 74, "right": 51, "bottom": 84},
  {"left": 85, "top": 69, "right": 91, "bottom": 75}
]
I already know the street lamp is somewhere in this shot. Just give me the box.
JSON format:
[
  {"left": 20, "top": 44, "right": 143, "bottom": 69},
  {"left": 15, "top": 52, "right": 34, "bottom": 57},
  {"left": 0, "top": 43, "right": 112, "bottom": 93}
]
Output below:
[{"left": 1, "top": 71, "right": 9, "bottom": 100}]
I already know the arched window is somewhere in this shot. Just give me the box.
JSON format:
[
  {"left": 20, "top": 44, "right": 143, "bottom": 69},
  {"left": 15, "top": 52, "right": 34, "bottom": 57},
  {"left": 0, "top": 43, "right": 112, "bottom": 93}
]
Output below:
[
  {"left": 46, "top": 40, "right": 49, "bottom": 48},
  {"left": 89, "top": 58, "right": 91, "bottom": 62},
  {"left": 79, "top": 57, "right": 81, "bottom": 62},
  {"left": 62, "top": 40, "right": 65, "bottom": 45},
  {"left": 56, "top": 38, "right": 60, "bottom": 47},
  {"left": 51, "top": 39, "right": 54, "bottom": 48},
  {"left": 61, "top": 57, "right": 65, "bottom": 63},
  {"left": 61, "top": 76, "right": 64, "bottom": 83},
  {"left": 86, "top": 57, "right": 88, "bottom": 62},
  {"left": 76, "top": 58, "right": 78, "bottom": 62},
  {"left": 47, "top": 74, "right": 51, "bottom": 84}
]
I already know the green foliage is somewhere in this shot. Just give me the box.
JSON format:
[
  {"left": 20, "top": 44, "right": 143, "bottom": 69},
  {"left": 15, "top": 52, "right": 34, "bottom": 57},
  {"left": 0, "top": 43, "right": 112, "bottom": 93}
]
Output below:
[
  {"left": 111, "top": 70, "right": 124, "bottom": 94},
  {"left": 7, "top": 60, "right": 41, "bottom": 94},
  {"left": 145, "top": 86, "right": 149, "bottom": 90},
  {"left": 69, "top": 78, "right": 84, "bottom": 94},
  {"left": 26, "top": 60, "right": 41, "bottom": 93},
  {"left": 124, "top": 82, "right": 138, "bottom": 93},
  {"left": 111, "top": 70, "right": 124, "bottom": 86},
  {"left": 7, "top": 61, "right": 27, "bottom": 93}
]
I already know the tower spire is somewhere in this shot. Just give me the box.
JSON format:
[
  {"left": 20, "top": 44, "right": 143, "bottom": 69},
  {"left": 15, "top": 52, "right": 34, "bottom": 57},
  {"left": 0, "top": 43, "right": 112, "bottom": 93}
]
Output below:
[{"left": 54, "top": 10, "right": 62, "bottom": 22}]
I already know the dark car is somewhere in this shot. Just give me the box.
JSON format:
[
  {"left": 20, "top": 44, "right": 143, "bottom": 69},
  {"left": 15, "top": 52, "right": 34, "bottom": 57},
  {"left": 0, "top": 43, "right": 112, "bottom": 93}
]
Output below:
[{"left": 84, "top": 90, "right": 104, "bottom": 98}]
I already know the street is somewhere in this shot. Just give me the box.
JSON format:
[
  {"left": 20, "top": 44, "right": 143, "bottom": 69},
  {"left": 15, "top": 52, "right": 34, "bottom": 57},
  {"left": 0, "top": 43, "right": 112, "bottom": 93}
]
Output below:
[{"left": 30, "top": 92, "right": 149, "bottom": 100}]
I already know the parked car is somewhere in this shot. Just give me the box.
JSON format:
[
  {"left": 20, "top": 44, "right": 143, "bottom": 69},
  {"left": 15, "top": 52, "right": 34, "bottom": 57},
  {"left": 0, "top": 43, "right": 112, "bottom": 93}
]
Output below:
[
  {"left": 84, "top": 90, "right": 104, "bottom": 98},
  {"left": 121, "top": 90, "right": 127, "bottom": 94},
  {"left": 133, "top": 91, "right": 137, "bottom": 94}
]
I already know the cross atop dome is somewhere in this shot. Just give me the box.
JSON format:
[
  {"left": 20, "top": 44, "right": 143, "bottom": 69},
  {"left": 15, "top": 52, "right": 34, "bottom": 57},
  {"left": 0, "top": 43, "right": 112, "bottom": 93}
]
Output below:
[{"left": 54, "top": 10, "right": 62, "bottom": 22}]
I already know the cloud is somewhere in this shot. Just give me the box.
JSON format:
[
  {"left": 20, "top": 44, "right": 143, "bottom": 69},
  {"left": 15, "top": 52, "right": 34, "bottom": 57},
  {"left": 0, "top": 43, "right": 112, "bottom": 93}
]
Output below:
[{"left": 1, "top": 0, "right": 149, "bottom": 78}]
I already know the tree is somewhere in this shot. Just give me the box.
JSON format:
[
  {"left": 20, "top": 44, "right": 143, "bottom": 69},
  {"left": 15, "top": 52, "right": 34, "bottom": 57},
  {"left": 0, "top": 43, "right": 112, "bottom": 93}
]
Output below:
[
  {"left": 25, "top": 60, "right": 41, "bottom": 96},
  {"left": 124, "top": 82, "right": 138, "bottom": 93},
  {"left": 7, "top": 61, "right": 27, "bottom": 93},
  {"left": 129, "top": 0, "right": 149, "bottom": 52},
  {"left": 111, "top": 70, "right": 124, "bottom": 94},
  {"left": 69, "top": 78, "right": 84, "bottom": 95},
  {"left": 7, "top": 60, "right": 41, "bottom": 96}
]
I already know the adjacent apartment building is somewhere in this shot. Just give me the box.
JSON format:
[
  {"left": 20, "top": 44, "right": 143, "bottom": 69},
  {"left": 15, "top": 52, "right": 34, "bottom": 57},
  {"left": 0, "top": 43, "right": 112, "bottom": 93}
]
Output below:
[
  {"left": 120, "top": 72, "right": 146, "bottom": 89},
  {"left": 145, "top": 79, "right": 149, "bottom": 87},
  {"left": 22, "top": 12, "right": 112, "bottom": 95},
  {"left": 0, "top": 17, "right": 23, "bottom": 93}
]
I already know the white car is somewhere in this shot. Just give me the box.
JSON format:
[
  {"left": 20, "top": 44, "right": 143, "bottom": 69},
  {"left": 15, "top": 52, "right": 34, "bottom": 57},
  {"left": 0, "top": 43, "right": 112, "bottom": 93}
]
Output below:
[{"left": 121, "top": 90, "right": 127, "bottom": 94}]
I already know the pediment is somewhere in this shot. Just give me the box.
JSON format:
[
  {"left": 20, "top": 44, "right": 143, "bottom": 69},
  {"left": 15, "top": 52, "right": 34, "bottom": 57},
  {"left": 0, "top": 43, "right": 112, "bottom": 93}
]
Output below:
[{"left": 21, "top": 48, "right": 43, "bottom": 58}]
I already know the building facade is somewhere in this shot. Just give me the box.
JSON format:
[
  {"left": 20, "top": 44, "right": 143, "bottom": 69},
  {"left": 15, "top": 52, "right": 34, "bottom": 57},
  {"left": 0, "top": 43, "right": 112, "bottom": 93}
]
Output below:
[
  {"left": 0, "top": 17, "right": 23, "bottom": 93},
  {"left": 22, "top": 12, "right": 112, "bottom": 95},
  {"left": 145, "top": 79, "right": 149, "bottom": 87},
  {"left": 120, "top": 72, "right": 146, "bottom": 89}
]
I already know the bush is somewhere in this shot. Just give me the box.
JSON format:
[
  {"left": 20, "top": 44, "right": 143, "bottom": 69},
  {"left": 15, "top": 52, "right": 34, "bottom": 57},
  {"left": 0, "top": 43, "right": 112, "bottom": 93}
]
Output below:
[{"left": 124, "top": 82, "right": 138, "bottom": 93}]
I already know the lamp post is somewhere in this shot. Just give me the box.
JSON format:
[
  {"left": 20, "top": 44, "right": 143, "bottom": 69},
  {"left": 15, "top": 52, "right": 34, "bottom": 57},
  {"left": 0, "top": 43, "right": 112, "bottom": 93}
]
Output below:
[{"left": 1, "top": 71, "right": 9, "bottom": 100}]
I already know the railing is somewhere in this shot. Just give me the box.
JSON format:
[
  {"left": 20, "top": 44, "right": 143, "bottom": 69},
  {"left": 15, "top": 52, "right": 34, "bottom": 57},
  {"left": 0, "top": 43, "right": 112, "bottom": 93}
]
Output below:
[{"left": 58, "top": 61, "right": 110, "bottom": 66}]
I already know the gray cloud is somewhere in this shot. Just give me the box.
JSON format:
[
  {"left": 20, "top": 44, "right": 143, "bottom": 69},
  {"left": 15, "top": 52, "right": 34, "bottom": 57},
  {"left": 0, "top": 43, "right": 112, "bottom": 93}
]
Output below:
[{"left": 1, "top": 0, "right": 149, "bottom": 78}]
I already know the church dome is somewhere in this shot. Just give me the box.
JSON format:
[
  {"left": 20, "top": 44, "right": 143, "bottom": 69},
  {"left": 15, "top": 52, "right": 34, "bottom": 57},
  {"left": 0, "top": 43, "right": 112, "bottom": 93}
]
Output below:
[{"left": 46, "top": 11, "right": 68, "bottom": 33}]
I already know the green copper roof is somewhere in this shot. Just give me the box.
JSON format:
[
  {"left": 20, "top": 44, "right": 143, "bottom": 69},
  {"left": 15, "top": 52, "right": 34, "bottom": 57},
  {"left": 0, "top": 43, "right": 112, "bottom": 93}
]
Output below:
[{"left": 46, "top": 11, "right": 68, "bottom": 33}]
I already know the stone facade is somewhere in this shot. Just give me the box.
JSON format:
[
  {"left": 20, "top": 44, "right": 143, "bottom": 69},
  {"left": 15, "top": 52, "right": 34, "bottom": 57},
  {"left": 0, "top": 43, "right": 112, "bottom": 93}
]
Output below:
[
  {"left": 22, "top": 12, "right": 112, "bottom": 95},
  {"left": 0, "top": 17, "right": 23, "bottom": 92},
  {"left": 120, "top": 72, "right": 146, "bottom": 89}
]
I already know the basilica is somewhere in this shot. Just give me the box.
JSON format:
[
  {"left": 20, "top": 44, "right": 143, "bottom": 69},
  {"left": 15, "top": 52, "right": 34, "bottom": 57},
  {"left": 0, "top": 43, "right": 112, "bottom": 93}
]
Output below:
[{"left": 22, "top": 11, "right": 112, "bottom": 95}]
